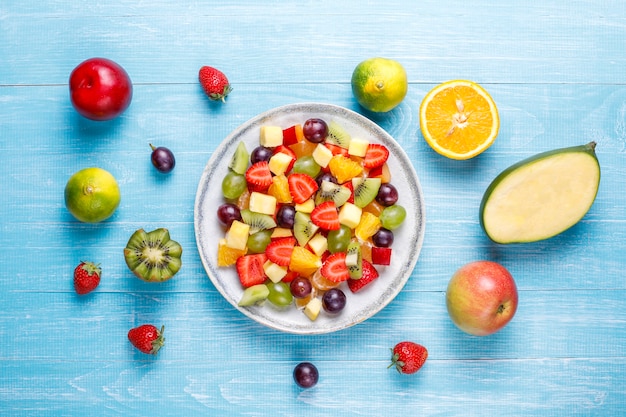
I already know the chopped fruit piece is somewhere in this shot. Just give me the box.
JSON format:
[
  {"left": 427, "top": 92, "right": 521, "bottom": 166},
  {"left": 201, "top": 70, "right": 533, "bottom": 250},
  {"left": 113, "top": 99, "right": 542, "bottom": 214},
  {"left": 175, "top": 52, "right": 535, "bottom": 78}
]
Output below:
[
  {"left": 271, "top": 227, "right": 293, "bottom": 239},
  {"left": 348, "top": 137, "right": 370, "bottom": 157},
  {"left": 344, "top": 180, "right": 355, "bottom": 204},
  {"left": 325, "top": 120, "right": 352, "bottom": 148},
  {"left": 303, "top": 297, "right": 323, "bottom": 321},
  {"left": 217, "top": 238, "right": 246, "bottom": 267},
  {"left": 312, "top": 143, "right": 334, "bottom": 168},
  {"left": 260, "top": 125, "right": 283, "bottom": 147},
  {"left": 352, "top": 177, "right": 381, "bottom": 208},
  {"left": 238, "top": 284, "right": 270, "bottom": 306},
  {"left": 267, "top": 174, "right": 293, "bottom": 203},
  {"left": 293, "top": 211, "right": 319, "bottom": 247},
  {"left": 371, "top": 246, "right": 392, "bottom": 265},
  {"left": 314, "top": 180, "right": 351, "bottom": 207},
  {"left": 289, "top": 246, "right": 322, "bottom": 277},
  {"left": 263, "top": 260, "right": 289, "bottom": 283},
  {"left": 338, "top": 202, "right": 362, "bottom": 229},
  {"left": 328, "top": 154, "right": 363, "bottom": 184},
  {"left": 237, "top": 189, "right": 251, "bottom": 210},
  {"left": 310, "top": 201, "right": 340, "bottom": 230},
  {"left": 321, "top": 252, "right": 350, "bottom": 283},
  {"left": 248, "top": 191, "right": 277, "bottom": 216},
  {"left": 273, "top": 145, "right": 297, "bottom": 171},
  {"left": 363, "top": 143, "right": 390, "bottom": 168},
  {"left": 268, "top": 152, "right": 295, "bottom": 176},
  {"left": 347, "top": 259, "right": 379, "bottom": 293},
  {"left": 246, "top": 161, "right": 273, "bottom": 191},
  {"left": 307, "top": 233, "right": 328, "bottom": 257},
  {"left": 240, "top": 208, "right": 276, "bottom": 234},
  {"left": 368, "top": 163, "right": 391, "bottom": 183},
  {"left": 362, "top": 200, "right": 384, "bottom": 217},
  {"left": 282, "top": 124, "right": 303, "bottom": 146},
  {"left": 265, "top": 237, "right": 296, "bottom": 266},
  {"left": 325, "top": 143, "right": 350, "bottom": 156},
  {"left": 288, "top": 173, "right": 319, "bottom": 204},
  {"left": 310, "top": 269, "right": 341, "bottom": 291},
  {"left": 236, "top": 253, "right": 268, "bottom": 287},
  {"left": 360, "top": 241, "right": 373, "bottom": 263},
  {"left": 295, "top": 199, "right": 316, "bottom": 213},
  {"left": 289, "top": 137, "right": 318, "bottom": 159},
  {"left": 355, "top": 212, "right": 382, "bottom": 241},
  {"left": 282, "top": 270, "right": 299, "bottom": 283},
  {"left": 225, "top": 220, "right": 250, "bottom": 250}
]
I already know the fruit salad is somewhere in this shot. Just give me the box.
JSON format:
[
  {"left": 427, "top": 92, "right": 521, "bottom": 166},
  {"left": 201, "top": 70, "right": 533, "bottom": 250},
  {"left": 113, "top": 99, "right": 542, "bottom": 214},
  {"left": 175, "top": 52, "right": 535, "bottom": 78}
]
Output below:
[{"left": 216, "top": 117, "right": 406, "bottom": 321}]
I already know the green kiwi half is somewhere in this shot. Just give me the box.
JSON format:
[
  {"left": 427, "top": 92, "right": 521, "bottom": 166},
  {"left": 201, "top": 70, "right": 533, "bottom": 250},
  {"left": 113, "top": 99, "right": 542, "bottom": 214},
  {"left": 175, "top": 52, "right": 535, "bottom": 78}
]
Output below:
[{"left": 124, "top": 228, "right": 183, "bottom": 282}]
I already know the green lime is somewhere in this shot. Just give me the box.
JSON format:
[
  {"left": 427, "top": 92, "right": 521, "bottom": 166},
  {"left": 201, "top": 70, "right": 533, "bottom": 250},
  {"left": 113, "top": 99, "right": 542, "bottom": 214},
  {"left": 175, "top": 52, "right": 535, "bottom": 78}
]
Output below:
[
  {"left": 351, "top": 57, "right": 408, "bottom": 112},
  {"left": 64, "top": 167, "right": 121, "bottom": 223}
]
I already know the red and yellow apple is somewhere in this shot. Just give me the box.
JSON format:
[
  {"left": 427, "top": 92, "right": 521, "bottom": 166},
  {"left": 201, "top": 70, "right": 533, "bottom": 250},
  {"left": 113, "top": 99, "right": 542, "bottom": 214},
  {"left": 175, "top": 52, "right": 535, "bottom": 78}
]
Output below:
[{"left": 446, "top": 260, "right": 518, "bottom": 336}]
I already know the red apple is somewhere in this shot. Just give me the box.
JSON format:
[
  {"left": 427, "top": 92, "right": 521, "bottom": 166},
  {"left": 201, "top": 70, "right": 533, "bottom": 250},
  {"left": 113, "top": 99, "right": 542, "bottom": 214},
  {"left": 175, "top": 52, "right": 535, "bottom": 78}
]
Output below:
[
  {"left": 69, "top": 58, "right": 132, "bottom": 121},
  {"left": 446, "top": 260, "right": 518, "bottom": 336}
]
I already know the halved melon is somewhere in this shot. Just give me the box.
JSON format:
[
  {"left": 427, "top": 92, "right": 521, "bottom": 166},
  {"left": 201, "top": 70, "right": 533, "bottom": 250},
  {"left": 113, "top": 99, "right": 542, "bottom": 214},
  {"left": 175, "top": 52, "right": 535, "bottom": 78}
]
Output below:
[{"left": 480, "top": 142, "right": 600, "bottom": 244}]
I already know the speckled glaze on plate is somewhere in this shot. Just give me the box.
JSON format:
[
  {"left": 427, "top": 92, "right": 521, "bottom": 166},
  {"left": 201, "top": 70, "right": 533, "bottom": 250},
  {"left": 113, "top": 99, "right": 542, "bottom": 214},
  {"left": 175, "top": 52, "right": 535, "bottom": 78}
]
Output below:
[{"left": 194, "top": 103, "right": 425, "bottom": 334}]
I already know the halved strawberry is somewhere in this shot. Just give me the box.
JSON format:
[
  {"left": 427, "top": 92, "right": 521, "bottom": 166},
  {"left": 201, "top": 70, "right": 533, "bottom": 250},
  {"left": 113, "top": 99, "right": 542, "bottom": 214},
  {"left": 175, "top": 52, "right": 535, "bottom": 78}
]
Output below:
[
  {"left": 344, "top": 180, "right": 355, "bottom": 204},
  {"left": 321, "top": 252, "right": 350, "bottom": 283},
  {"left": 310, "top": 201, "right": 340, "bottom": 230},
  {"left": 325, "top": 143, "right": 350, "bottom": 156},
  {"left": 273, "top": 145, "right": 297, "bottom": 172},
  {"left": 236, "top": 253, "right": 268, "bottom": 287},
  {"left": 246, "top": 161, "right": 273, "bottom": 191},
  {"left": 347, "top": 259, "right": 379, "bottom": 293},
  {"left": 287, "top": 173, "right": 318, "bottom": 204},
  {"left": 282, "top": 125, "right": 303, "bottom": 146},
  {"left": 363, "top": 144, "right": 390, "bottom": 169},
  {"left": 371, "top": 246, "right": 392, "bottom": 265},
  {"left": 282, "top": 270, "right": 299, "bottom": 283},
  {"left": 265, "top": 236, "right": 296, "bottom": 266}
]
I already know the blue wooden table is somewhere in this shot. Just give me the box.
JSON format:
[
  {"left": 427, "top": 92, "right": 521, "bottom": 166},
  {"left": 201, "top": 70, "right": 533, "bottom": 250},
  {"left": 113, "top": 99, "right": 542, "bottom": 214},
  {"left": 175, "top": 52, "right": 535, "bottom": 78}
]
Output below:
[{"left": 2, "top": 1, "right": 625, "bottom": 415}]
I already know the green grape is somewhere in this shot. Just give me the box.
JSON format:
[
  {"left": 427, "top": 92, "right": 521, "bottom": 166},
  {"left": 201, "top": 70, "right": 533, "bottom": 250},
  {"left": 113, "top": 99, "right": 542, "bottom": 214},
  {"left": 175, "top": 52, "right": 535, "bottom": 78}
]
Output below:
[
  {"left": 267, "top": 282, "right": 293, "bottom": 307},
  {"left": 247, "top": 230, "right": 272, "bottom": 253},
  {"left": 379, "top": 204, "right": 406, "bottom": 230},
  {"left": 222, "top": 171, "right": 247, "bottom": 200},
  {"left": 292, "top": 156, "right": 321, "bottom": 178},
  {"left": 327, "top": 224, "right": 352, "bottom": 253}
]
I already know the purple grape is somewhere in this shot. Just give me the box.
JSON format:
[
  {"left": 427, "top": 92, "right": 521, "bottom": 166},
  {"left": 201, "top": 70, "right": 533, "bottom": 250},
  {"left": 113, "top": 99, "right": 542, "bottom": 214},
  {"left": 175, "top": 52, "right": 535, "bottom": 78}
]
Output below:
[
  {"left": 293, "top": 362, "right": 319, "bottom": 389},
  {"left": 303, "top": 118, "right": 328, "bottom": 143},
  {"left": 372, "top": 228, "right": 394, "bottom": 247},
  {"left": 276, "top": 205, "right": 296, "bottom": 228},
  {"left": 315, "top": 172, "right": 338, "bottom": 188},
  {"left": 290, "top": 276, "right": 312, "bottom": 298},
  {"left": 322, "top": 288, "right": 346, "bottom": 313},
  {"left": 376, "top": 183, "right": 399, "bottom": 206},
  {"left": 150, "top": 144, "right": 176, "bottom": 173},
  {"left": 217, "top": 203, "right": 242, "bottom": 227},
  {"left": 250, "top": 146, "right": 272, "bottom": 164}
]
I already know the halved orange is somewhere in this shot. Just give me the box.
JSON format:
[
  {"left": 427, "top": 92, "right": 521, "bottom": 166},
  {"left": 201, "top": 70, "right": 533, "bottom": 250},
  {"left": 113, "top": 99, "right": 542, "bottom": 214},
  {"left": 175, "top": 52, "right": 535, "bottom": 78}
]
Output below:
[{"left": 419, "top": 80, "right": 499, "bottom": 160}]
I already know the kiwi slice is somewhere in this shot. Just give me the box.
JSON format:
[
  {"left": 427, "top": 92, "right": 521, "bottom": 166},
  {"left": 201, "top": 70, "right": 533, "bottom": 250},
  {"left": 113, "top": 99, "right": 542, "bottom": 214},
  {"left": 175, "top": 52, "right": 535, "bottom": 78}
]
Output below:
[
  {"left": 240, "top": 209, "right": 277, "bottom": 234},
  {"left": 294, "top": 211, "right": 319, "bottom": 247},
  {"left": 314, "top": 180, "right": 351, "bottom": 207},
  {"left": 325, "top": 120, "right": 351, "bottom": 149},
  {"left": 352, "top": 177, "right": 381, "bottom": 208},
  {"left": 229, "top": 141, "right": 249, "bottom": 175},
  {"left": 346, "top": 240, "right": 362, "bottom": 279},
  {"left": 238, "top": 284, "right": 270, "bottom": 306},
  {"left": 124, "top": 228, "right": 183, "bottom": 282}
]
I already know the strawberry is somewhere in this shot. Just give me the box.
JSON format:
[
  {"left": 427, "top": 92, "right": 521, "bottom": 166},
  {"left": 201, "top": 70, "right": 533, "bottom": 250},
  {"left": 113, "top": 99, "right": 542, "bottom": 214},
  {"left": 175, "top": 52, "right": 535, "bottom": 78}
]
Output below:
[
  {"left": 371, "top": 246, "right": 392, "bottom": 265},
  {"left": 198, "top": 66, "right": 232, "bottom": 102},
  {"left": 320, "top": 252, "right": 350, "bottom": 283},
  {"left": 246, "top": 161, "right": 273, "bottom": 191},
  {"left": 236, "top": 253, "right": 268, "bottom": 287},
  {"left": 310, "top": 201, "right": 340, "bottom": 230},
  {"left": 325, "top": 143, "right": 349, "bottom": 156},
  {"left": 266, "top": 237, "right": 296, "bottom": 266},
  {"left": 389, "top": 341, "right": 428, "bottom": 374},
  {"left": 344, "top": 180, "right": 355, "bottom": 204},
  {"left": 288, "top": 173, "right": 318, "bottom": 204},
  {"left": 363, "top": 143, "right": 390, "bottom": 169},
  {"left": 347, "top": 259, "right": 379, "bottom": 293},
  {"left": 128, "top": 324, "right": 165, "bottom": 355},
  {"left": 73, "top": 261, "right": 101, "bottom": 295}
]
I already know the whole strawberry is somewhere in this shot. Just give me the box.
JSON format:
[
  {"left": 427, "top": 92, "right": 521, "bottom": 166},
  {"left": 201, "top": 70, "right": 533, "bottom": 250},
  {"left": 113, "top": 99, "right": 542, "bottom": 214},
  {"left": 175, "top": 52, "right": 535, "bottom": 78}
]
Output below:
[
  {"left": 128, "top": 324, "right": 165, "bottom": 355},
  {"left": 389, "top": 341, "right": 428, "bottom": 374},
  {"left": 73, "top": 261, "right": 101, "bottom": 295},
  {"left": 198, "top": 66, "right": 232, "bottom": 102}
]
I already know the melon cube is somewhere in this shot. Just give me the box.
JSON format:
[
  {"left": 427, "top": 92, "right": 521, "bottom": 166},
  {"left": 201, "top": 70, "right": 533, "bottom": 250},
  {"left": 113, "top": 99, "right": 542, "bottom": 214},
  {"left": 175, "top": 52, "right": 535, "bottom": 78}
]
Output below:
[
  {"left": 260, "top": 126, "right": 283, "bottom": 147},
  {"left": 249, "top": 191, "right": 277, "bottom": 216},
  {"left": 312, "top": 144, "right": 334, "bottom": 168},
  {"left": 338, "top": 202, "right": 362, "bottom": 229},
  {"left": 295, "top": 199, "right": 315, "bottom": 213},
  {"left": 225, "top": 220, "right": 250, "bottom": 250},
  {"left": 304, "top": 297, "right": 322, "bottom": 321},
  {"left": 271, "top": 227, "right": 293, "bottom": 239},
  {"left": 263, "top": 260, "right": 288, "bottom": 283},
  {"left": 348, "top": 137, "right": 369, "bottom": 157},
  {"left": 307, "top": 233, "right": 328, "bottom": 257},
  {"left": 268, "top": 152, "right": 294, "bottom": 176}
]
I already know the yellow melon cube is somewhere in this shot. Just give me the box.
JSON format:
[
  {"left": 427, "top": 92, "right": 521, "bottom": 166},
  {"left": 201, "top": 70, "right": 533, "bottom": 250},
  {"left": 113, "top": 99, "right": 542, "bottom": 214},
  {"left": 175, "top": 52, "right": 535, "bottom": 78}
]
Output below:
[
  {"left": 225, "top": 220, "right": 250, "bottom": 250},
  {"left": 312, "top": 144, "right": 334, "bottom": 168},
  {"left": 249, "top": 191, "right": 277, "bottom": 215},
  {"left": 307, "top": 233, "right": 328, "bottom": 257},
  {"left": 263, "top": 260, "right": 288, "bottom": 283},
  {"left": 338, "top": 202, "right": 362, "bottom": 229},
  {"left": 268, "top": 152, "right": 294, "bottom": 176},
  {"left": 348, "top": 137, "right": 370, "bottom": 157},
  {"left": 303, "top": 297, "right": 322, "bottom": 321},
  {"left": 260, "top": 126, "right": 283, "bottom": 147},
  {"left": 295, "top": 199, "right": 315, "bottom": 213}
]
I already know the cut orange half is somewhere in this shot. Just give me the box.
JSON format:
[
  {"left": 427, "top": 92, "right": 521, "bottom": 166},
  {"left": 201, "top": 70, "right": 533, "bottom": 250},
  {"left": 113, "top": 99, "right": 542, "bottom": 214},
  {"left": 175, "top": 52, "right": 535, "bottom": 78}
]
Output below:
[{"left": 419, "top": 80, "right": 499, "bottom": 160}]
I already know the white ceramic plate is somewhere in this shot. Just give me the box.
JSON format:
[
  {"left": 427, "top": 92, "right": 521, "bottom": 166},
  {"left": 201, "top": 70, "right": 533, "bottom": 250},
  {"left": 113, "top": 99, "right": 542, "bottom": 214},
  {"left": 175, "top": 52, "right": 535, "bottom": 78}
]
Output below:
[{"left": 194, "top": 103, "right": 425, "bottom": 334}]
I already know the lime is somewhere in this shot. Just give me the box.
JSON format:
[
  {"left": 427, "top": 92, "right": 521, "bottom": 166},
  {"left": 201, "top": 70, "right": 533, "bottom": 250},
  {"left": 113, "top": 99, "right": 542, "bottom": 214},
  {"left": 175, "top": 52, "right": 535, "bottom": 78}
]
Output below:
[
  {"left": 351, "top": 57, "right": 408, "bottom": 113},
  {"left": 64, "top": 167, "right": 121, "bottom": 223}
]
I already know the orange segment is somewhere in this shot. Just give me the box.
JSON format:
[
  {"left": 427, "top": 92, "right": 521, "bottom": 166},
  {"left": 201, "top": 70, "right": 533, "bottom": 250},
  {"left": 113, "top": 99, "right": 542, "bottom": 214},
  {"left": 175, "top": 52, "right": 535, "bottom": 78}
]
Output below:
[
  {"left": 217, "top": 240, "right": 246, "bottom": 267},
  {"left": 268, "top": 174, "right": 293, "bottom": 203},
  {"left": 289, "top": 246, "right": 322, "bottom": 277},
  {"left": 355, "top": 212, "right": 382, "bottom": 241},
  {"left": 328, "top": 154, "right": 363, "bottom": 184},
  {"left": 419, "top": 80, "right": 499, "bottom": 160}
]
